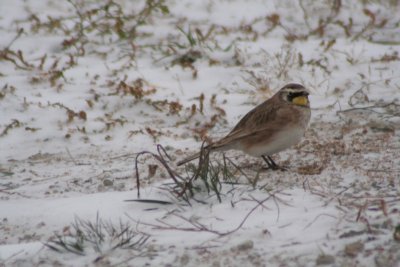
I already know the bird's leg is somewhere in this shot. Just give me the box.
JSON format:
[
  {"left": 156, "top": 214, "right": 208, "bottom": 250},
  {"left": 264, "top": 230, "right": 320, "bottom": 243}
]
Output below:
[
  {"left": 262, "top": 155, "right": 277, "bottom": 169},
  {"left": 267, "top": 156, "right": 278, "bottom": 169},
  {"left": 261, "top": 155, "right": 285, "bottom": 171},
  {"left": 261, "top": 155, "right": 272, "bottom": 168}
]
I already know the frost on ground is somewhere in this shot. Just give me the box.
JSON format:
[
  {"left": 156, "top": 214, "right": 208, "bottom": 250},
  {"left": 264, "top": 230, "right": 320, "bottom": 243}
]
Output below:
[{"left": 1, "top": 0, "right": 400, "bottom": 266}]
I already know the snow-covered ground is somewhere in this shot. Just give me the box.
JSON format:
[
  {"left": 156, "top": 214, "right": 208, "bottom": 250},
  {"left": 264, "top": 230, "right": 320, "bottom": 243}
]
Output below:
[{"left": 1, "top": 0, "right": 400, "bottom": 266}]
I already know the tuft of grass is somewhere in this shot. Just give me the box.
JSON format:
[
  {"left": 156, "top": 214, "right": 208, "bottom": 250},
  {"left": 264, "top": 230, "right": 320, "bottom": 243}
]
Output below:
[
  {"left": 135, "top": 144, "right": 242, "bottom": 204},
  {"left": 0, "top": 119, "right": 22, "bottom": 137},
  {"left": 45, "top": 214, "right": 150, "bottom": 256},
  {"left": 155, "top": 25, "right": 234, "bottom": 78}
]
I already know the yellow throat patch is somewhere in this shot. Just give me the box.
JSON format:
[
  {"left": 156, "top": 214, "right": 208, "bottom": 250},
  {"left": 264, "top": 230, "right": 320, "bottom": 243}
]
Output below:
[{"left": 292, "top": 96, "right": 309, "bottom": 106}]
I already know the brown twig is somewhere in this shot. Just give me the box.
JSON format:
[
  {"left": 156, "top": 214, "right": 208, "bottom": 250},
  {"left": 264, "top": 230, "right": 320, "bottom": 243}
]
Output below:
[
  {"left": 0, "top": 189, "right": 32, "bottom": 199},
  {"left": 4, "top": 28, "right": 24, "bottom": 50},
  {"left": 0, "top": 119, "right": 21, "bottom": 137},
  {"left": 128, "top": 194, "right": 276, "bottom": 237},
  {"left": 323, "top": 183, "right": 355, "bottom": 206},
  {"left": 303, "top": 213, "right": 338, "bottom": 230},
  {"left": 134, "top": 145, "right": 183, "bottom": 198}
]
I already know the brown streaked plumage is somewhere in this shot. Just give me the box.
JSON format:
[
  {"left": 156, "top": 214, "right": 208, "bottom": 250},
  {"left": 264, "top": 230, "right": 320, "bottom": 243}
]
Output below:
[{"left": 177, "top": 83, "right": 311, "bottom": 168}]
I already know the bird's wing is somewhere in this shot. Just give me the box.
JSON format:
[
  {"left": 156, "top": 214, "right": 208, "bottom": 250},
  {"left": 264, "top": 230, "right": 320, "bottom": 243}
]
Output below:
[
  {"left": 211, "top": 122, "right": 281, "bottom": 149},
  {"left": 212, "top": 99, "right": 281, "bottom": 149}
]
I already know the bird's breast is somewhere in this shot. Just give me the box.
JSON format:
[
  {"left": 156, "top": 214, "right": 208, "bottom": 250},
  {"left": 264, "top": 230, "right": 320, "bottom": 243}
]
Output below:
[{"left": 239, "top": 125, "right": 307, "bottom": 157}]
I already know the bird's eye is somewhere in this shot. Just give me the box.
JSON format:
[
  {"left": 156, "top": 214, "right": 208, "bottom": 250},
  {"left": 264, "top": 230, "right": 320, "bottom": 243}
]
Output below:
[{"left": 287, "top": 92, "right": 294, "bottom": 100}]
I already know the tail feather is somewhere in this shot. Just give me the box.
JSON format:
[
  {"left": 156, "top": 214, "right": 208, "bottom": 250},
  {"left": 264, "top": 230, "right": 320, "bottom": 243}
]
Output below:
[
  {"left": 176, "top": 142, "right": 231, "bottom": 166},
  {"left": 176, "top": 151, "right": 201, "bottom": 166}
]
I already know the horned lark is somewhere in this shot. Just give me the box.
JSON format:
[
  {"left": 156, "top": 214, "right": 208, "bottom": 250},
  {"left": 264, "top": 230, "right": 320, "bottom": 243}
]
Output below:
[{"left": 177, "top": 83, "right": 311, "bottom": 168}]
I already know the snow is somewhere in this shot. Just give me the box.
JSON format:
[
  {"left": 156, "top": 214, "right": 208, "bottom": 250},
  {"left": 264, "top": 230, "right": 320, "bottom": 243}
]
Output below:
[{"left": 1, "top": 0, "right": 400, "bottom": 266}]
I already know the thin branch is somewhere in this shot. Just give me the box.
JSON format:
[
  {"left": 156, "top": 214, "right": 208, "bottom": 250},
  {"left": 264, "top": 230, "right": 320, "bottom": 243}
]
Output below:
[
  {"left": 4, "top": 28, "right": 24, "bottom": 50},
  {"left": 128, "top": 194, "right": 275, "bottom": 237},
  {"left": 303, "top": 213, "right": 337, "bottom": 230}
]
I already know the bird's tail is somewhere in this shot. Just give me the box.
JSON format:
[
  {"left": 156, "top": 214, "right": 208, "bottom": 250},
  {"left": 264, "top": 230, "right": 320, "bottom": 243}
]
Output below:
[
  {"left": 176, "top": 151, "right": 202, "bottom": 166},
  {"left": 176, "top": 141, "right": 230, "bottom": 166}
]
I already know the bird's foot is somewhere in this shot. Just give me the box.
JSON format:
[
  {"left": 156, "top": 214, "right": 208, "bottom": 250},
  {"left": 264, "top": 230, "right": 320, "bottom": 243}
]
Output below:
[{"left": 261, "top": 155, "right": 287, "bottom": 171}]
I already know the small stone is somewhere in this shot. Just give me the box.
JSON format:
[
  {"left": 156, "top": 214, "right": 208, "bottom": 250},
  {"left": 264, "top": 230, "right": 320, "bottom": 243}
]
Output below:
[
  {"left": 236, "top": 240, "right": 254, "bottom": 251},
  {"left": 375, "top": 253, "right": 391, "bottom": 267},
  {"left": 394, "top": 224, "right": 400, "bottom": 241},
  {"left": 180, "top": 254, "right": 189, "bottom": 265},
  {"left": 345, "top": 241, "right": 364, "bottom": 257},
  {"left": 339, "top": 230, "right": 365, "bottom": 238},
  {"left": 36, "top": 222, "right": 46, "bottom": 228},
  {"left": 316, "top": 254, "right": 335, "bottom": 265},
  {"left": 103, "top": 179, "right": 113, "bottom": 186}
]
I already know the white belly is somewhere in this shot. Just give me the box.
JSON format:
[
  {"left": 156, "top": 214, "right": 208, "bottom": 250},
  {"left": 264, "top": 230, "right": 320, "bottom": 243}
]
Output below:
[{"left": 240, "top": 126, "right": 305, "bottom": 157}]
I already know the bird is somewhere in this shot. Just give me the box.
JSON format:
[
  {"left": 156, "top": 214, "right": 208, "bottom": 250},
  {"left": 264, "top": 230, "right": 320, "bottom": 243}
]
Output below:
[{"left": 177, "top": 83, "right": 311, "bottom": 169}]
